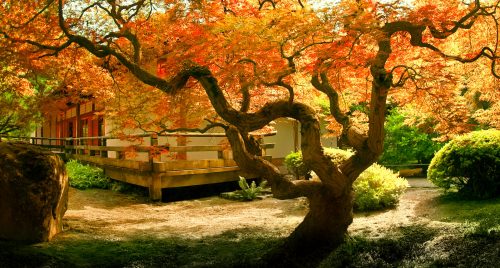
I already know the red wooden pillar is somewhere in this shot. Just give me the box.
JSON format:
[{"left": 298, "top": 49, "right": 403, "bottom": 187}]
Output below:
[
  {"left": 92, "top": 118, "right": 98, "bottom": 145},
  {"left": 76, "top": 104, "right": 81, "bottom": 139},
  {"left": 76, "top": 103, "right": 82, "bottom": 153}
]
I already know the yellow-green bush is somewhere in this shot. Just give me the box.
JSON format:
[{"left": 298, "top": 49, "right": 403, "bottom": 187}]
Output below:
[
  {"left": 428, "top": 129, "right": 500, "bottom": 199},
  {"left": 285, "top": 148, "right": 408, "bottom": 211},
  {"left": 354, "top": 163, "right": 408, "bottom": 210}
]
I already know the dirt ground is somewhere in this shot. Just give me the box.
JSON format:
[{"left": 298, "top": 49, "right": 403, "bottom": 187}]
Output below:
[
  {"left": 5, "top": 183, "right": 499, "bottom": 267},
  {"left": 62, "top": 185, "right": 443, "bottom": 242}
]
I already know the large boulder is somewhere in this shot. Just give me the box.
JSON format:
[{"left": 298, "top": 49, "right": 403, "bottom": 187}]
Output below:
[{"left": 0, "top": 142, "right": 69, "bottom": 242}]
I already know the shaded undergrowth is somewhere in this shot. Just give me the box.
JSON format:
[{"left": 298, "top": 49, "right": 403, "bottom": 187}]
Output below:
[
  {"left": 2, "top": 224, "right": 499, "bottom": 268},
  {"left": 427, "top": 192, "right": 500, "bottom": 235},
  {"left": 320, "top": 225, "right": 437, "bottom": 267},
  {"left": 319, "top": 224, "right": 500, "bottom": 267},
  {"left": 0, "top": 228, "right": 280, "bottom": 268}
]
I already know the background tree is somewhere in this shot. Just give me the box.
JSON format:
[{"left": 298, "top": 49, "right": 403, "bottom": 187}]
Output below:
[
  {"left": 0, "top": 77, "right": 36, "bottom": 136},
  {"left": 2, "top": 0, "right": 500, "bottom": 263},
  {"left": 0, "top": 44, "right": 42, "bottom": 136},
  {"left": 379, "top": 106, "right": 443, "bottom": 165},
  {"left": 0, "top": 4, "right": 114, "bottom": 136}
]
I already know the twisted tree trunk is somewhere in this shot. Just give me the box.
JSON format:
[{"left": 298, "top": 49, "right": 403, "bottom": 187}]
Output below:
[
  {"left": 287, "top": 186, "right": 354, "bottom": 249},
  {"left": 261, "top": 190, "right": 354, "bottom": 268}
]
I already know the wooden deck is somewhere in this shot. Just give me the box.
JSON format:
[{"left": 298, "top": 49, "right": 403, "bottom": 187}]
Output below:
[{"left": 2, "top": 134, "right": 274, "bottom": 201}]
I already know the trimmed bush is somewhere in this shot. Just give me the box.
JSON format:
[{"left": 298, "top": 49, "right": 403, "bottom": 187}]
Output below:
[
  {"left": 427, "top": 129, "right": 500, "bottom": 199},
  {"left": 354, "top": 163, "right": 408, "bottom": 210},
  {"left": 65, "top": 160, "right": 111, "bottom": 190},
  {"left": 284, "top": 148, "right": 408, "bottom": 211}
]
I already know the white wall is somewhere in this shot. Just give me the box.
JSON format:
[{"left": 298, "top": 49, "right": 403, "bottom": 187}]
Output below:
[
  {"left": 104, "top": 119, "right": 150, "bottom": 161},
  {"left": 264, "top": 118, "right": 299, "bottom": 160},
  {"left": 264, "top": 118, "right": 338, "bottom": 160}
]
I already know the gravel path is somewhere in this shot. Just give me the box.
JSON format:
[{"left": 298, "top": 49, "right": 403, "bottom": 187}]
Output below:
[{"left": 62, "top": 185, "right": 441, "bottom": 241}]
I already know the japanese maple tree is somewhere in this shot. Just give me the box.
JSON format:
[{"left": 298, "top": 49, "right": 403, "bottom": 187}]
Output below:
[{"left": 2, "top": 0, "right": 500, "bottom": 262}]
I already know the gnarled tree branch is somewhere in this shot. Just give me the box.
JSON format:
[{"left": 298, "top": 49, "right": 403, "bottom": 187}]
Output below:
[{"left": 225, "top": 126, "right": 322, "bottom": 199}]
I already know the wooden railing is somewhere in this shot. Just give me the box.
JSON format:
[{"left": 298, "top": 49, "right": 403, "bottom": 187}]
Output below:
[
  {"left": 1, "top": 132, "right": 275, "bottom": 158},
  {"left": 1, "top": 133, "right": 275, "bottom": 201}
]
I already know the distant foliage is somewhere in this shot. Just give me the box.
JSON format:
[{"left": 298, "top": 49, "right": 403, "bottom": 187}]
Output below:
[
  {"left": 428, "top": 129, "right": 500, "bottom": 199},
  {"left": 380, "top": 108, "right": 443, "bottom": 165},
  {"left": 285, "top": 148, "right": 408, "bottom": 211},
  {"left": 221, "top": 177, "right": 267, "bottom": 201},
  {"left": 66, "top": 160, "right": 111, "bottom": 190}
]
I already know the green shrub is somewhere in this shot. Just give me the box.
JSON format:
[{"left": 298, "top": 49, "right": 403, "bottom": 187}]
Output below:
[
  {"left": 427, "top": 129, "right": 500, "bottom": 199},
  {"left": 65, "top": 160, "right": 111, "bottom": 190},
  {"left": 284, "top": 151, "right": 309, "bottom": 179},
  {"left": 284, "top": 148, "right": 408, "bottom": 211},
  {"left": 221, "top": 177, "right": 268, "bottom": 201}
]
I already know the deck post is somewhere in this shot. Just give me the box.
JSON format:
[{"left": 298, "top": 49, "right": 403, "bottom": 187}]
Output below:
[
  {"left": 220, "top": 149, "right": 232, "bottom": 160},
  {"left": 149, "top": 173, "right": 162, "bottom": 201},
  {"left": 101, "top": 137, "right": 108, "bottom": 158},
  {"left": 148, "top": 150, "right": 162, "bottom": 201}
]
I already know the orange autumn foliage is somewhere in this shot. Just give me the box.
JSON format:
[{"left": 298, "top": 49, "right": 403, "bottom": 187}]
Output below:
[{"left": 2, "top": 0, "right": 500, "bottom": 256}]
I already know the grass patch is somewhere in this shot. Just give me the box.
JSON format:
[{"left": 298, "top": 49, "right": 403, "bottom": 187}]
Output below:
[
  {"left": 5, "top": 223, "right": 497, "bottom": 267},
  {"left": 430, "top": 192, "right": 500, "bottom": 235}
]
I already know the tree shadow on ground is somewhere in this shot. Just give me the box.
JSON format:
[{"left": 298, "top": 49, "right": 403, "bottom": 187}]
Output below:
[
  {"left": 0, "top": 227, "right": 281, "bottom": 268},
  {"left": 1, "top": 224, "right": 500, "bottom": 267}
]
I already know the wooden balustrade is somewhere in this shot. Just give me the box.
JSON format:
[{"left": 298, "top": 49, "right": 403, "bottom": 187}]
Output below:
[{"left": 1, "top": 133, "right": 274, "bottom": 201}]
